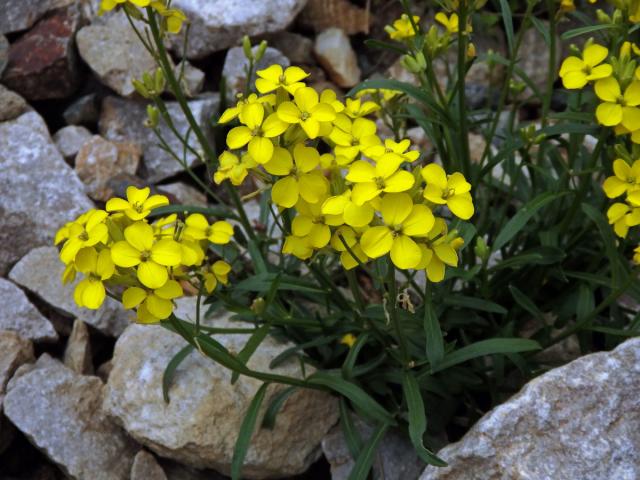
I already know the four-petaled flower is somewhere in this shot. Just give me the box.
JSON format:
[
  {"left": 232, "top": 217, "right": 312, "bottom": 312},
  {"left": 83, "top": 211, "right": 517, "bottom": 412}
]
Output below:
[
  {"left": 255, "top": 65, "right": 309, "bottom": 94},
  {"left": 277, "top": 87, "right": 337, "bottom": 138},
  {"left": 559, "top": 44, "right": 612, "bottom": 90},
  {"left": 106, "top": 186, "right": 169, "bottom": 221},
  {"left": 422, "top": 163, "right": 474, "bottom": 220},
  {"left": 73, "top": 247, "right": 115, "bottom": 310}
]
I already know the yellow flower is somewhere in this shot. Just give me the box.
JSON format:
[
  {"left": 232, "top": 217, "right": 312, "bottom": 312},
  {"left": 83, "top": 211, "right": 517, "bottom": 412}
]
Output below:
[
  {"left": 559, "top": 44, "right": 611, "bottom": 89},
  {"left": 634, "top": 245, "right": 640, "bottom": 264},
  {"left": 204, "top": 260, "right": 232, "bottom": 293},
  {"left": 386, "top": 14, "right": 419, "bottom": 40},
  {"left": 594, "top": 77, "right": 640, "bottom": 130},
  {"left": 214, "top": 151, "right": 257, "bottom": 185},
  {"left": 559, "top": 0, "right": 576, "bottom": 12},
  {"left": 276, "top": 87, "right": 337, "bottom": 139},
  {"left": 606, "top": 202, "right": 640, "bottom": 238},
  {"left": 322, "top": 190, "right": 374, "bottom": 228},
  {"left": 360, "top": 193, "right": 435, "bottom": 269},
  {"left": 226, "top": 103, "right": 288, "bottom": 164},
  {"left": 122, "top": 280, "right": 183, "bottom": 323},
  {"left": 346, "top": 157, "right": 415, "bottom": 205},
  {"left": 364, "top": 138, "right": 420, "bottom": 163},
  {"left": 99, "top": 0, "right": 150, "bottom": 13},
  {"left": 150, "top": 1, "right": 187, "bottom": 34},
  {"left": 330, "top": 226, "right": 369, "bottom": 269},
  {"left": 422, "top": 164, "right": 474, "bottom": 220},
  {"left": 329, "top": 115, "right": 380, "bottom": 161},
  {"left": 255, "top": 65, "right": 309, "bottom": 94},
  {"left": 59, "top": 210, "right": 109, "bottom": 264},
  {"left": 73, "top": 247, "right": 115, "bottom": 310},
  {"left": 218, "top": 93, "right": 276, "bottom": 124},
  {"left": 289, "top": 198, "right": 340, "bottom": 250},
  {"left": 344, "top": 98, "right": 380, "bottom": 118},
  {"left": 282, "top": 235, "right": 314, "bottom": 260},
  {"left": 111, "top": 221, "right": 182, "bottom": 289},
  {"left": 435, "top": 12, "right": 470, "bottom": 34},
  {"left": 264, "top": 145, "right": 328, "bottom": 208},
  {"left": 416, "top": 219, "right": 461, "bottom": 282},
  {"left": 603, "top": 159, "right": 640, "bottom": 198},
  {"left": 184, "top": 215, "right": 234, "bottom": 244},
  {"left": 340, "top": 333, "right": 357, "bottom": 347},
  {"left": 106, "top": 186, "right": 169, "bottom": 221}
]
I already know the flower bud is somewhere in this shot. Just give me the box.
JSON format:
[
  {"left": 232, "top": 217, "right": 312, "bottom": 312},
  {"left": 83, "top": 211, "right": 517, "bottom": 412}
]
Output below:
[
  {"left": 400, "top": 54, "right": 422, "bottom": 73},
  {"left": 595, "top": 9, "right": 611, "bottom": 24},
  {"left": 251, "top": 297, "right": 266, "bottom": 314},
  {"left": 474, "top": 237, "right": 489, "bottom": 262},
  {"left": 242, "top": 35, "right": 253, "bottom": 60},
  {"left": 132, "top": 78, "right": 150, "bottom": 98},
  {"left": 255, "top": 40, "right": 268, "bottom": 62},
  {"left": 145, "top": 105, "right": 159, "bottom": 128}
]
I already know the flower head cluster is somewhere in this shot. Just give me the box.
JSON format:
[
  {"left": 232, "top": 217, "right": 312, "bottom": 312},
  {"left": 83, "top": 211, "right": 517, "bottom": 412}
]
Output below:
[
  {"left": 99, "top": 0, "right": 186, "bottom": 34},
  {"left": 215, "top": 65, "right": 474, "bottom": 282},
  {"left": 55, "top": 186, "right": 232, "bottom": 323}
]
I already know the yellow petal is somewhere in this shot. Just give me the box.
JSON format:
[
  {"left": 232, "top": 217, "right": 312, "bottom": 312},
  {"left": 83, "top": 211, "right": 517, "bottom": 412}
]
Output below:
[
  {"left": 242, "top": 102, "right": 265, "bottom": 129},
  {"left": 122, "top": 287, "right": 147, "bottom": 309},
  {"left": 596, "top": 102, "right": 623, "bottom": 126},
  {"left": 111, "top": 241, "right": 141, "bottom": 267},
  {"left": 344, "top": 202, "right": 374, "bottom": 227},
  {"left": 426, "top": 256, "right": 445, "bottom": 282},
  {"left": 383, "top": 170, "right": 415, "bottom": 192},
  {"left": 298, "top": 173, "right": 327, "bottom": 204},
  {"left": 277, "top": 101, "right": 302, "bottom": 123},
  {"left": 151, "top": 239, "right": 182, "bottom": 266},
  {"left": 75, "top": 247, "right": 98, "bottom": 274},
  {"left": 351, "top": 182, "right": 380, "bottom": 205},
  {"left": 583, "top": 44, "right": 608, "bottom": 67},
  {"left": 402, "top": 205, "right": 435, "bottom": 236},
  {"left": 143, "top": 194, "right": 169, "bottom": 211},
  {"left": 360, "top": 226, "right": 393, "bottom": 258},
  {"left": 293, "top": 144, "right": 321, "bottom": 172},
  {"left": 421, "top": 163, "right": 448, "bottom": 189},
  {"left": 227, "top": 126, "right": 253, "bottom": 149},
  {"left": 137, "top": 260, "right": 168, "bottom": 289},
  {"left": 390, "top": 235, "right": 421, "bottom": 269},
  {"left": 380, "top": 192, "right": 413, "bottom": 226},
  {"left": 145, "top": 294, "right": 174, "bottom": 319},
  {"left": 595, "top": 77, "right": 621, "bottom": 102},
  {"left": 434, "top": 244, "right": 458, "bottom": 266},
  {"left": 209, "top": 221, "right": 234, "bottom": 244},
  {"left": 448, "top": 195, "right": 475, "bottom": 220},
  {"left": 80, "top": 279, "right": 106, "bottom": 309},
  {"left": 248, "top": 136, "right": 274, "bottom": 164},
  {"left": 127, "top": 186, "right": 150, "bottom": 205},
  {"left": 96, "top": 249, "right": 115, "bottom": 280},
  {"left": 106, "top": 197, "right": 131, "bottom": 213},
  {"left": 272, "top": 176, "right": 299, "bottom": 208},
  {"left": 125, "top": 221, "right": 154, "bottom": 252},
  {"left": 264, "top": 147, "right": 293, "bottom": 175}
]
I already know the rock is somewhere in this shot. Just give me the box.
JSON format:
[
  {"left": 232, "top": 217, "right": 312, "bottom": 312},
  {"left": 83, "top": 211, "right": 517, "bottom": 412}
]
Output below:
[
  {"left": 419, "top": 338, "right": 640, "bottom": 480},
  {"left": 63, "top": 93, "right": 100, "bottom": 126},
  {"left": 160, "top": 461, "right": 226, "bottom": 480},
  {"left": 0, "top": 111, "right": 93, "bottom": 275},
  {"left": 0, "top": 0, "right": 74, "bottom": 35},
  {"left": 468, "top": 133, "right": 487, "bottom": 164},
  {"left": 298, "top": 0, "right": 370, "bottom": 35},
  {"left": 168, "top": 0, "right": 308, "bottom": 59},
  {"left": 0, "top": 278, "right": 58, "bottom": 343},
  {"left": 53, "top": 125, "right": 93, "bottom": 161},
  {"left": 260, "top": 31, "right": 313, "bottom": 65},
  {"left": 4, "top": 355, "right": 139, "bottom": 480},
  {"left": 518, "top": 23, "right": 561, "bottom": 101},
  {"left": 103, "top": 301, "right": 339, "bottom": 479},
  {"left": 99, "top": 95, "right": 219, "bottom": 183},
  {"left": 74, "top": 135, "right": 141, "bottom": 201},
  {"left": 322, "top": 419, "right": 424, "bottom": 480},
  {"left": 9, "top": 246, "right": 131, "bottom": 337},
  {"left": 131, "top": 450, "right": 168, "bottom": 480},
  {"left": 0, "top": 84, "right": 29, "bottom": 122},
  {"left": 2, "top": 6, "right": 82, "bottom": 100},
  {"left": 97, "top": 360, "right": 113, "bottom": 384},
  {"left": 158, "top": 182, "right": 208, "bottom": 207},
  {"left": 314, "top": 28, "right": 361, "bottom": 88},
  {"left": 0, "top": 34, "right": 7, "bottom": 77},
  {"left": 63, "top": 319, "right": 93, "bottom": 375},
  {"left": 76, "top": 12, "right": 156, "bottom": 97},
  {"left": 223, "top": 45, "right": 290, "bottom": 99},
  {"left": 175, "top": 61, "right": 205, "bottom": 97}
]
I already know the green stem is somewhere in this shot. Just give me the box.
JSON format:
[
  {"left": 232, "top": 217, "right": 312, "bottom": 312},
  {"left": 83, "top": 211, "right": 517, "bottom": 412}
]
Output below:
[
  {"left": 386, "top": 258, "right": 409, "bottom": 365},
  {"left": 456, "top": 5, "right": 471, "bottom": 177}
]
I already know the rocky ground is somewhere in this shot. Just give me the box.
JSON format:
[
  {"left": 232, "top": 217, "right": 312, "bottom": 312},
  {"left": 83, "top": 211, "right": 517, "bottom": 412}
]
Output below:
[{"left": 1, "top": 0, "right": 639, "bottom": 479}]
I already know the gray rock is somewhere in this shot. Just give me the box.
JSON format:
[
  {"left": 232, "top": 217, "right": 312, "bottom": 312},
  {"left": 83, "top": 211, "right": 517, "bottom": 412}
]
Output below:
[
  {"left": 419, "top": 338, "right": 640, "bottom": 480},
  {"left": 0, "top": 34, "right": 7, "bottom": 77},
  {"left": 103, "top": 299, "right": 339, "bottom": 479},
  {"left": 74, "top": 135, "right": 141, "bottom": 201},
  {"left": 168, "top": 0, "right": 308, "bottom": 59},
  {"left": 63, "top": 319, "right": 93, "bottom": 375},
  {"left": 99, "top": 95, "right": 218, "bottom": 183},
  {"left": 223, "top": 45, "right": 290, "bottom": 99},
  {"left": 322, "top": 418, "right": 424, "bottom": 480},
  {"left": 314, "top": 28, "right": 361, "bottom": 88},
  {"left": 0, "top": 85, "right": 29, "bottom": 122},
  {"left": 63, "top": 93, "right": 99, "bottom": 126},
  {"left": 131, "top": 450, "right": 168, "bottom": 480},
  {"left": 76, "top": 12, "right": 156, "bottom": 97},
  {"left": 4, "top": 355, "right": 139, "bottom": 480},
  {"left": 261, "top": 31, "right": 313, "bottom": 64},
  {"left": 174, "top": 61, "right": 205, "bottom": 97},
  {"left": 0, "top": 111, "right": 93, "bottom": 274},
  {"left": 0, "top": 0, "right": 74, "bottom": 35},
  {"left": 518, "top": 23, "right": 561, "bottom": 102},
  {"left": 9, "top": 247, "right": 131, "bottom": 337},
  {"left": 53, "top": 125, "right": 93, "bottom": 161},
  {"left": 0, "top": 278, "right": 58, "bottom": 343},
  {"left": 158, "top": 182, "right": 208, "bottom": 207}
]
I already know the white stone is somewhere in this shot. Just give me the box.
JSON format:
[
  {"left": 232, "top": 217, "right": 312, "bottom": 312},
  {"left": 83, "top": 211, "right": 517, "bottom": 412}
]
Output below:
[
  {"left": 63, "top": 318, "right": 93, "bottom": 375},
  {"left": 53, "top": 125, "right": 93, "bottom": 160},
  {"left": 314, "top": 28, "right": 360, "bottom": 88},
  {"left": 222, "top": 45, "right": 290, "bottom": 99},
  {"left": 9, "top": 247, "right": 131, "bottom": 337},
  {"left": 0, "top": 278, "right": 58, "bottom": 343}
]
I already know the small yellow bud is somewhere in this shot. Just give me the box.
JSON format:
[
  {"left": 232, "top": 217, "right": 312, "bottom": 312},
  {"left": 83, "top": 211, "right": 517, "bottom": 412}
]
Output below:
[
  {"left": 340, "top": 333, "right": 357, "bottom": 348},
  {"left": 251, "top": 297, "right": 266, "bottom": 314}
]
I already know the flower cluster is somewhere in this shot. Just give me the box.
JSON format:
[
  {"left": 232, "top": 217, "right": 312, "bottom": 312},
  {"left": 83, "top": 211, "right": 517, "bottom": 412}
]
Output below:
[
  {"left": 99, "top": 0, "right": 186, "bottom": 34},
  {"left": 214, "top": 64, "right": 473, "bottom": 282},
  {"left": 55, "top": 186, "right": 232, "bottom": 323}
]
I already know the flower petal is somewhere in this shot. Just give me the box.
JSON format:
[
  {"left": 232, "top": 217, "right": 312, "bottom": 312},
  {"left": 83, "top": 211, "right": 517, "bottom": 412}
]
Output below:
[
  {"left": 151, "top": 239, "right": 182, "bottom": 266},
  {"left": 360, "top": 226, "right": 393, "bottom": 258},
  {"left": 111, "top": 241, "right": 142, "bottom": 267},
  {"left": 390, "top": 235, "right": 422, "bottom": 269},
  {"left": 137, "top": 261, "right": 169, "bottom": 289}
]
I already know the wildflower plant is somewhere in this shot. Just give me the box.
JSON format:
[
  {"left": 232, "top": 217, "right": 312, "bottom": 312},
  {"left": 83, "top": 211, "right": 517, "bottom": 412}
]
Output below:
[{"left": 54, "top": 0, "right": 640, "bottom": 478}]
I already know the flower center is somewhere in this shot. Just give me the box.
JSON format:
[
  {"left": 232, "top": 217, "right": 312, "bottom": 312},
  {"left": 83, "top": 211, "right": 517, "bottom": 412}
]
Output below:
[
  {"left": 132, "top": 202, "right": 144, "bottom": 213},
  {"left": 351, "top": 138, "right": 359, "bottom": 146},
  {"left": 251, "top": 127, "right": 263, "bottom": 137},
  {"left": 300, "top": 111, "right": 310, "bottom": 120},
  {"left": 140, "top": 250, "right": 151, "bottom": 262},
  {"left": 442, "top": 188, "right": 456, "bottom": 199},
  {"left": 78, "top": 231, "right": 89, "bottom": 241},
  {"left": 375, "top": 177, "right": 386, "bottom": 189},
  {"left": 279, "top": 74, "right": 287, "bottom": 84}
]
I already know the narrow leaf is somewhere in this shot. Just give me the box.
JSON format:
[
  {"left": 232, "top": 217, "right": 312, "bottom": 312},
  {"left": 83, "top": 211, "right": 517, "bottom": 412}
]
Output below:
[
  {"left": 499, "top": 0, "right": 514, "bottom": 54},
  {"left": 262, "top": 386, "right": 296, "bottom": 429},
  {"left": 443, "top": 295, "right": 507, "bottom": 314},
  {"left": 423, "top": 301, "right": 444, "bottom": 365},
  {"left": 346, "top": 422, "right": 390, "bottom": 480},
  {"left": 231, "top": 383, "right": 269, "bottom": 480},
  {"left": 162, "top": 344, "right": 194, "bottom": 403},
  {"left": 231, "top": 324, "right": 271, "bottom": 384}
]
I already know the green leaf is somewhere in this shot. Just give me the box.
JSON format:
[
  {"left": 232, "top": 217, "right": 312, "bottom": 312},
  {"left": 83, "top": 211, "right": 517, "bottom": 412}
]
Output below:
[
  {"left": 308, "top": 372, "right": 395, "bottom": 425},
  {"left": 247, "top": 239, "right": 268, "bottom": 274},
  {"left": 423, "top": 301, "right": 444, "bottom": 366},
  {"left": 576, "top": 283, "right": 594, "bottom": 322},
  {"left": 234, "top": 273, "right": 326, "bottom": 294},
  {"left": 231, "top": 324, "right": 271, "bottom": 384},
  {"left": 342, "top": 333, "right": 370, "bottom": 379},
  {"left": 431, "top": 338, "right": 541, "bottom": 373},
  {"left": 262, "top": 386, "right": 296, "bottom": 429},
  {"left": 509, "top": 285, "right": 544, "bottom": 320},
  {"left": 363, "top": 38, "right": 408, "bottom": 55},
  {"left": 402, "top": 372, "right": 447, "bottom": 466},
  {"left": 339, "top": 398, "right": 362, "bottom": 458},
  {"left": 561, "top": 23, "right": 616, "bottom": 40},
  {"left": 231, "top": 382, "right": 269, "bottom": 480},
  {"left": 581, "top": 202, "right": 625, "bottom": 287},
  {"left": 530, "top": 16, "right": 550, "bottom": 46},
  {"left": 443, "top": 295, "right": 507, "bottom": 314},
  {"left": 162, "top": 344, "right": 194, "bottom": 403},
  {"left": 498, "top": 0, "right": 514, "bottom": 55},
  {"left": 493, "top": 192, "right": 568, "bottom": 251},
  {"left": 346, "top": 422, "right": 391, "bottom": 480}
]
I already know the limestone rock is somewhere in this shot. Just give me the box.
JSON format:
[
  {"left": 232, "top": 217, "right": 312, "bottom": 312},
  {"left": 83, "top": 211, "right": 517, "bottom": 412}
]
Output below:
[
  {"left": 314, "top": 28, "right": 361, "bottom": 88},
  {"left": 74, "top": 135, "right": 141, "bottom": 201},
  {"left": 223, "top": 45, "right": 290, "bottom": 99},
  {"left": 0, "top": 0, "right": 74, "bottom": 35},
  {"left": 260, "top": 31, "right": 314, "bottom": 65},
  {"left": 0, "top": 34, "right": 7, "bottom": 77},
  {"left": 322, "top": 419, "right": 424, "bottom": 480},
  {"left": 53, "top": 125, "right": 93, "bottom": 161},
  {"left": 518, "top": 24, "right": 561, "bottom": 101},
  {"left": 299, "top": 0, "right": 370, "bottom": 35},
  {"left": 0, "top": 278, "right": 58, "bottom": 343},
  {"left": 131, "top": 450, "right": 168, "bottom": 480},
  {"left": 99, "top": 95, "right": 219, "bottom": 183},
  {"left": 0, "top": 330, "right": 35, "bottom": 397},
  {"left": 76, "top": 12, "right": 156, "bottom": 97},
  {"left": 168, "top": 0, "right": 308, "bottom": 59},
  {"left": 0, "top": 111, "right": 93, "bottom": 274},
  {"left": 2, "top": 6, "right": 82, "bottom": 100},
  {"left": 158, "top": 182, "right": 208, "bottom": 207},
  {"left": 63, "top": 319, "right": 93, "bottom": 375},
  {"left": 103, "top": 302, "right": 339, "bottom": 479},
  {"left": 174, "top": 61, "right": 205, "bottom": 97},
  {"left": 63, "top": 93, "right": 100, "bottom": 126},
  {"left": 9, "top": 247, "right": 131, "bottom": 337},
  {"left": 419, "top": 338, "right": 640, "bottom": 480},
  {"left": 0, "top": 84, "right": 29, "bottom": 123},
  {"left": 4, "top": 355, "right": 139, "bottom": 480}
]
